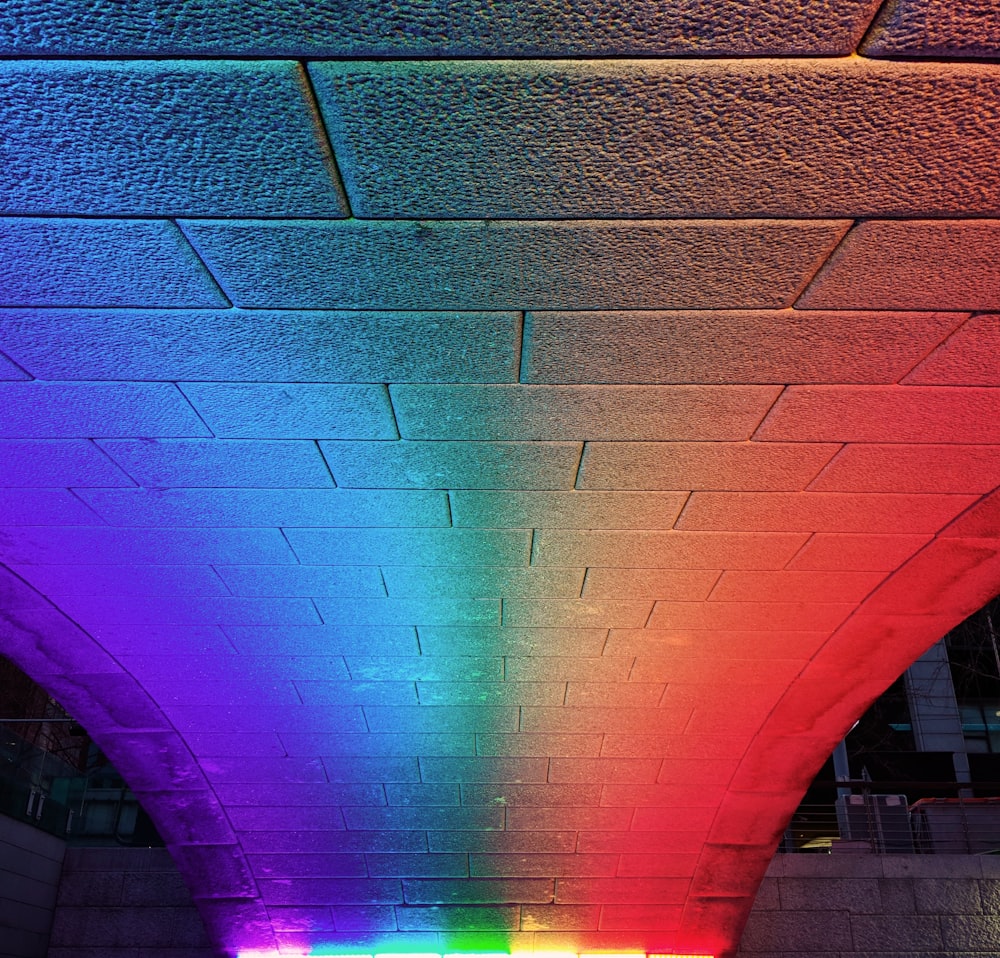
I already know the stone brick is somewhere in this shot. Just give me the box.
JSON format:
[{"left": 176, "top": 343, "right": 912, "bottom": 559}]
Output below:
[
  {"left": 562, "top": 683, "right": 665, "bottom": 707},
  {"left": 462, "top": 783, "right": 602, "bottom": 806},
  {"left": 520, "top": 706, "right": 689, "bottom": 734},
  {"left": 0, "top": 487, "right": 102, "bottom": 525},
  {"left": 76, "top": 488, "right": 449, "bottom": 528},
  {"left": 738, "top": 910, "right": 853, "bottom": 952},
  {"left": 402, "top": 878, "right": 552, "bottom": 903},
  {"left": 313, "top": 598, "right": 499, "bottom": 627},
  {"left": 581, "top": 568, "right": 719, "bottom": 601},
  {"left": 343, "top": 655, "right": 502, "bottom": 682},
  {"left": 476, "top": 733, "right": 603, "bottom": 757},
  {"left": 183, "top": 218, "right": 846, "bottom": 310},
  {"left": 533, "top": 530, "right": 809, "bottom": 569},
  {"left": 549, "top": 758, "right": 661, "bottom": 784},
  {"left": 0, "top": 308, "right": 520, "bottom": 383},
  {"left": 0, "top": 0, "right": 882, "bottom": 56},
  {"left": 778, "top": 877, "right": 882, "bottom": 913},
  {"left": 598, "top": 903, "right": 684, "bottom": 930},
  {"left": 786, "top": 532, "right": 932, "bottom": 571},
  {"left": 384, "top": 783, "right": 460, "bottom": 806},
  {"left": 799, "top": 220, "right": 1000, "bottom": 311},
  {"left": 0, "top": 382, "right": 209, "bottom": 439},
  {"left": 0, "top": 61, "right": 344, "bottom": 216},
  {"left": 0, "top": 218, "right": 226, "bottom": 308},
  {"left": 0, "top": 526, "right": 297, "bottom": 565},
  {"left": 578, "top": 440, "right": 839, "bottom": 491},
  {"left": 904, "top": 313, "right": 1000, "bottom": 386},
  {"left": 555, "top": 877, "right": 688, "bottom": 904},
  {"left": 521, "top": 903, "right": 601, "bottom": 930},
  {"left": 524, "top": 309, "right": 963, "bottom": 384},
  {"left": 419, "top": 626, "right": 607, "bottom": 657},
  {"left": 319, "top": 439, "right": 581, "bottom": 489},
  {"left": 504, "top": 656, "right": 632, "bottom": 683},
  {"left": 330, "top": 903, "right": 397, "bottom": 930},
  {"left": 451, "top": 490, "right": 688, "bottom": 529},
  {"left": 258, "top": 878, "right": 402, "bottom": 905},
  {"left": 415, "top": 683, "right": 564, "bottom": 706},
  {"left": 218, "top": 565, "right": 385, "bottom": 598},
  {"left": 315, "top": 60, "right": 1000, "bottom": 218},
  {"left": 471, "top": 853, "right": 618, "bottom": 877},
  {"left": 284, "top": 527, "right": 531, "bottom": 566},
  {"left": 862, "top": 0, "right": 1000, "bottom": 58},
  {"left": 877, "top": 877, "right": 917, "bottom": 915},
  {"left": 239, "top": 829, "right": 426, "bottom": 854},
  {"left": 850, "top": 914, "right": 945, "bottom": 950},
  {"left": 644, "top": 601, "right": 852, "bottom": 632},
  {"left": 180, "top": 382, "right": 397, "bottom": 440},
  {"left": 265, "top": 905, "right": 337, "bottom": 931},
  {"left": 913, "top": 878, "right": 984, "bottom": 915},
  {"left": 292, "top": 732, "right": 476, "bottom": 758},
  {"left": 506, "top": 807, "right": 632, "bottom": 831},
  {"left": 709, "top": 570, "right": 886, "bottom": 604},
  {"left": 96, "top": 438, "right": 333, "bottom": 488},
  {"left": 611, "top": 624, "right": 811, "bottom": 655},
  {"left": 396, "top": 904, "right": 520, "bottom": 929},
  {"left": 278, "top": 680, "right": 418, "bottom": 708},
  {"left": 430, "top": 831, "right": 576, "bottom": 853},
  {"left": 759, "top": 385, "right": 1000, "bottom": 444},
  {"left": 810, "top": 443, "right": 1000, "bottom": 494},
  {"left": 603, "top": 734, "right": 752, "bottom": 761},
  {"left": 230, "top": 626, "right": 417, "bottom": 656},
  {"left": 51, "top": 595, "right": 320, "bottom": 628},
  {"left": 394, "top": 384, "right": 780, "bottom": 441},
  {"left": 366, "top": 853, "right": 470, "bottom": 878},
  {"left": 677, "top": 491, "right": 975, "bottom": 534},
  {"left": 0, "top": 439, "right": 134, "bottom": 486},
  {"left": 363, "top": 705, "right": 517, "bottom": 734},
  {"left": 217, "top": 783, "right": 384, "bottom": 807},
  {"left": 418, "top": 756, "right": 549, "bottom": 782},
  {"left": 384, "top": 567, "right": 583, "bottom": 599},
  {"left": 503, "top": 599, "right": 652, "bottom": 628},
  {"left": 14, "top": 564, "right": 230, "bottom": 598}
]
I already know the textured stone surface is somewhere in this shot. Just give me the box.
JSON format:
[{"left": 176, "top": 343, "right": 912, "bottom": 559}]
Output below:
[
  {"left": 798, "top": 221, "right": 1000, "bottom": 310},
  {"left": 311, "top": 60, "right": 1000, "bottom": 219},
  {"left": 862, "top": 0, "right": 1000, "bottom": 58},
  {"left": 4, "top": 3, "right": 1000, "bottom": 955},
  {"left": 182, "top": 218, "right": 847, "bottom": 310},
  {"left": 0, "top": 220, "right": 226, "bottom": 308},
  {"left": 0, "top": 310, "right": 522, "bottom": 383},
  {"left": 0, "top": 0, "right": 883, "bottom": 56},
  {"left": 522, "top": 310, "right": 964, "bottom": 384},
  {"left": 0, "top": 60, "right": 345, "bottom": 216}
]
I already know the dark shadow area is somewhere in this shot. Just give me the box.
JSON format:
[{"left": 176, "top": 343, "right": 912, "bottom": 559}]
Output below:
[
  {"left": 785, "top": 594, "right": 1000, "bottom": 854},
  {"left": 0, "top": 657, "right": 163, "bottom": 847}
]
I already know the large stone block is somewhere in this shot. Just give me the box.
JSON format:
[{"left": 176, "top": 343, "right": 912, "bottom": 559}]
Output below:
[
  {"left": 0, "top": 309, "right": 521, "bottom": 383},
  {"left": 310, "top": 60, "right": 1000, "bottom": 218},
  {"left": 799, "top": 221, "right": 1000, "bottom": 310},
  {"left": 182, "top": 218, "right": 846, "bottom": 310},
  {"left": 0, "top": 61, "right": 345, "bottom": 215},
  {"left": 0, "top": 219, "right": 226, "bottom": 307},
  {"left": 523, "top": 310, "right": 964, "bottom": 385},
  {"left": 862, "top": 0, "right": 1000, "bottom": 58},
  {"left": 0, "top": 0, "right": 881, "bottom": 56}
]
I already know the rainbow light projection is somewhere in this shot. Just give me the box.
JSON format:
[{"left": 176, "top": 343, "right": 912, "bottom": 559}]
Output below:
[
  {"left": 235, "top": 953, "right": 712, "bottom": 958},
  {"left": 3, "top": 2, "right": 1000, "bottom": 958}
]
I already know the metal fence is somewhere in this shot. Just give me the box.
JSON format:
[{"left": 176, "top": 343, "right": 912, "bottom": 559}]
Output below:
[{"left": 783, "top": 795, "right": 1000, "bottom": 854}]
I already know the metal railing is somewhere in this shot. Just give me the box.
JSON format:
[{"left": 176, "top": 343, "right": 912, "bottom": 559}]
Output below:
[
  {"left": 0, "top": 723, "right": 162, "bottom": 845},
  {"left": 783, "top": 794, "right": 1000, "bottom": 855}
]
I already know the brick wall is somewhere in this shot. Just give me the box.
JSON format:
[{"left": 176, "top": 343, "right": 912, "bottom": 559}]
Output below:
[
  {"left": 41, "top": 843, "right": 1000, "bottom": 958},
  {"left": 739, "top": 855, "right": 1000, "bottom": 957},
  {"left": 48, "top": 847, "right": 216, "bottom": 958}
]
